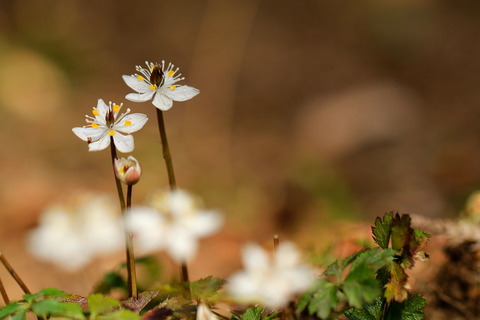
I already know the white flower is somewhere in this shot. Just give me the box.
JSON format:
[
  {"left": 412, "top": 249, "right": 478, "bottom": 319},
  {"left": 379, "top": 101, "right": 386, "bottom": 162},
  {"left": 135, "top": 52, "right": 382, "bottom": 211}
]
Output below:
[
  {"left": 227, "top": 242, "right": 316, "bottom": 309},
  {"left": 27, "top": 193, "right": 125, "bottom": 271},
  {"left": 125, "top": 189, "right": 223, "bottom": 262},
  {"left": 122, "top": 61, "right": 199, "bottom": 111},
  {"left": 196, "top": 304, "right": 218, "bottom": 320},
  {"left": 72, "top": 99, "right": 148, "bottom": 153}
]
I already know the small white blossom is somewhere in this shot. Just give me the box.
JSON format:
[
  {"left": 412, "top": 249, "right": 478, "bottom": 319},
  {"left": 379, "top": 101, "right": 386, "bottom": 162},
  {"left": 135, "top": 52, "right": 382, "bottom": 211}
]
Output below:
[
  {"left": 125, "top": 189, "right": 223, "bottom": 262},
  {"left": 114, "top": 155, "right": 142, "bottom": 185},
  {"left": 228, "top": 242, "right": 316, "bottom": 309},
  {"left": 122, "top": 61, "right": 199, "bottom": 111},
  {"left": 72, "top": 99, "right": 148, "bottom": 153},
  {"left": 27, "top": 193, "right": 124, "bottom": 271},
  {"left": 196, "top": 304, "right": 218, "bottom": 320}
]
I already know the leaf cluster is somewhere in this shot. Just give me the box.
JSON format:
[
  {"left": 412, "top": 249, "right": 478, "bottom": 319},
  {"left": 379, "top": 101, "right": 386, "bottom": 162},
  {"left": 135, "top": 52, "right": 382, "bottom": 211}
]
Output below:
[{"left": 298, "top": 212, "right": 429, "bottom": 320}]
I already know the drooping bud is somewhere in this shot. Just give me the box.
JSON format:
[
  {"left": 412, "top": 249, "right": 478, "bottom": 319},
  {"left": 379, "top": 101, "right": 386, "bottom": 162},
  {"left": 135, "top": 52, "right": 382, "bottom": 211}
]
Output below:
[
  {"left": 114, "top": 156, "right": 142, "bottom": 185},
  {"left": 150, "top": 64, "right": 164, "bottom": 87}
]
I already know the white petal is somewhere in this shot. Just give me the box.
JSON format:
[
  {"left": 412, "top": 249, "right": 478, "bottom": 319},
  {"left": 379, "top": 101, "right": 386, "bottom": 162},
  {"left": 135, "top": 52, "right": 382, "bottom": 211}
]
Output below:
[
  {"left": 112, "top": 132, "right": 134, "bottom": 153},
  {"left": 115, "top": 113, "right": 148, "bottom": 134},
  {"left": 88, "top": 134, "right": 110, "bottom": 151},
  {"left": 125, "top": 91, "right": 155, "bottom": 103},
  {"left": 122, "top": 75, "right": 151, "bottom": 92},
  {"left": 125, "top": 207, "right": 166, "bottom": 253},
  {"left": 183, "top": 210, "right": 223, "bottom": 237},
  {"left": 72, "top": 127, "right": 102, "bottom": 142},
  {"left": 242, "top": 243, "right": 270, "bottom": 271},
  {"left": 165, "top": 226, "right": 198, "bottom": 262},
  {"left": 196, "top": 304, "right": 218, "bottom": 320},
  {"left": 275, "top": 242, "right": 301, "bottom": 268},
  {"left": 152, "top": 92, "right": 173, "bottom": 111},
  {"left": 164, "top": 85, "right": 199, "bottom": 102}
]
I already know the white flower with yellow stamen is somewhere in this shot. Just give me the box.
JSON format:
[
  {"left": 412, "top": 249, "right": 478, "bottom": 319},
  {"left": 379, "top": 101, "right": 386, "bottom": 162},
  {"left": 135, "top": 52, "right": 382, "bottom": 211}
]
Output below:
[
  {"left": 122, "top": 61, "right": 199, "bottom": 111},
  {"left": 72, "top": 99, "right": 148, "bottom": 153}
]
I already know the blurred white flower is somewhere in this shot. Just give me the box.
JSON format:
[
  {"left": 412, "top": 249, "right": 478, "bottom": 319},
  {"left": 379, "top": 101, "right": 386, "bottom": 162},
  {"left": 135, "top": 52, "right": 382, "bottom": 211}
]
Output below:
[
  {"left": 72, "top": 99, "right": 148, "bottom": 153},
  {"left": 125, "top": 189, "right": 223, "bottom": 262},
  {"left": 196, "top": 304, "right": 218, "bottom": 320},
  {"left": 122, "top": 61, "right": 199, "bottom": 111},
  {"left": 27, "top": 193, "right": 124, "bottom": 271},
  {"left": 227, "top": 242, "right": 316, "bottom": 309}
]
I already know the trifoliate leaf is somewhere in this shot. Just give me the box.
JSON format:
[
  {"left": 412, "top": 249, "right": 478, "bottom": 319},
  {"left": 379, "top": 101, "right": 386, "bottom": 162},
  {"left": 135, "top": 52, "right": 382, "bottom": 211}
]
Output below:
[
  {"left": 87, "top": 294, "right": 120, "bottom": 319},
  {"left": 372, "top": 213, "right": 393, "bottom": 249},
  {"left": 306, "top": 280, "right": 339, "bottom": 319}
]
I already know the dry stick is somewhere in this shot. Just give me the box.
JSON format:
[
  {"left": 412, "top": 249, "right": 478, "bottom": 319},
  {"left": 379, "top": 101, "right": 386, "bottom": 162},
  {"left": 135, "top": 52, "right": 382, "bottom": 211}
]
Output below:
[
  {"left": 0, "top": 273, "right": 10, "bottom": 304},
  {"left": 109, "top": 138, "right": 137, "bottom": 298},
  {"left": 0, "top": 252, "right": 31, "bottom": 295},
  {"left": 156, "top": 109, "right": 190, "bottom": 284}
]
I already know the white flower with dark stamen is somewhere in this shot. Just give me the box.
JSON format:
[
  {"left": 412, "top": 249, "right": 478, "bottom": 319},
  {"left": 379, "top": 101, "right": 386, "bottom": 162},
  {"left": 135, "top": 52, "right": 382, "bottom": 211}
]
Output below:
[
  {"left": 72, "top": 99, "right": 148, "bottom": 153},
  {"left": 125, "top": 189, "right": 223, "bottom": 262},
  {"left": 228, "top": 242, "right": 316, "bottom": 309},
  {"left": 122, "top": 61, "right": 199, "bottom": 111}
]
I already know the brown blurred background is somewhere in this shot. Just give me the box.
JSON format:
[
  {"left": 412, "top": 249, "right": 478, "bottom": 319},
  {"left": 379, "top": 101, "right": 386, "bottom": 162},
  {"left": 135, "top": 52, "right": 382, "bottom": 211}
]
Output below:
[{"left": 1, "top": 0, "right": 480, "bottom": 299}]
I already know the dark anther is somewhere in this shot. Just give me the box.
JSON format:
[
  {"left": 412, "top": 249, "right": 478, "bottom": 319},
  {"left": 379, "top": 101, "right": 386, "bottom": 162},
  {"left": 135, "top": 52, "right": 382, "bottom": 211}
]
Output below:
[{"left": 150, "top": 64, "right": 164, "bottom": 87}]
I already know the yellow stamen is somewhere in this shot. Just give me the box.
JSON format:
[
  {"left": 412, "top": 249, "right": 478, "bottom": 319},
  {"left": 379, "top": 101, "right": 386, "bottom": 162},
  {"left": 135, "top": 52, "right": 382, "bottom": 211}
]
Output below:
[
  {"left": 108, "top": 130, "right": 116, "bottom": 136},
  {"left": 92, "top": 109, "right": 100, "bottom": 116},
  {"left": 167, "top": 70, "right": 175, "bottom": 77},
  {"left": 136, "top": 75, "right": 145, "bottom": 81},
  {"left": 91, "top": 123, "right": 99, "bottom": 128},
  {"left": 168, "top": 85, "right": 176, "bottom": 91},
  {"left": 149, "top": 65, "right": 154, "bottom": 72},
  {"left": 113, "top": 104, "right": 121, "bottom": 113},
  {"left": 124, "top": 120, "right": 132, "bottom": 126},
  {"left": 149, "top": 84, "right": 157, "bottom": 90}
]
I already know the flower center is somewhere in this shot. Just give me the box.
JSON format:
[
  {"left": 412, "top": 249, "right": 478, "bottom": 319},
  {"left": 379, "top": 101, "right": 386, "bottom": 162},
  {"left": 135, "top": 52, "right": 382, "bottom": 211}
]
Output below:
[{"left": 150, "top": 64, "right": 164, "bottom": 87}]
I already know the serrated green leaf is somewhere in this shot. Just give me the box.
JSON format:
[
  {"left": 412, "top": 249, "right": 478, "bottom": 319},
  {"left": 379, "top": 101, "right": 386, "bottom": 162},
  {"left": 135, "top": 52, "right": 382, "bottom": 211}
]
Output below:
[
  {"left": 0, "top": 302, "right": 29, "bottom": 319},
  {"left": 341, "top": 250, "right": 367, "bottom": 270},
  {"left": 307, "top": 280, "right": 339, "bottom": 319},
  {"left": 97, "top": 309, "right": 140, "bottom": 320},
  {"left": 190, "top": 276, "right": 226, "bottom": 300},
  {"left": 87, "top": 294, "right": 120, "bottom": 319},
  {"left": 372, "top": 213, "right": 393, "bottom": 249},
  {"left": 241, "top": 307, "right": 263, "bottom": 320},
  {"left": 349, "top": 248, "right": 395, "bottom": 274},
  {"left": 343, "top": 276, "right": 381, "bottom": 309},
  {"left": 344, "top": 308, "right": 375, "bottom": 320},
  {"left": 344, "top": 297, "right": 384, "bottom": 320},
  {"left": 385, "top": 294, "right": 425, "bottom": 320}
]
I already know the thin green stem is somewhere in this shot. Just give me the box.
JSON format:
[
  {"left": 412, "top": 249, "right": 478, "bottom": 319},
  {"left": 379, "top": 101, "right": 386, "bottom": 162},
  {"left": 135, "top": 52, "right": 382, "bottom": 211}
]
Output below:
[
  {"left": 109, "top": 138, "right": 137, "bottom": 298},
  {"left": 0, "top": 252, "right": 31, "bottom": 295},
  {"left": 156, "top": 109, "right": 177, "bottom": 190},
  {"left": 125, "top": 185, "right": 138, "bottom": 298},
  {"left": 155, "top": 109, "right": 191, "bottom": 284}
]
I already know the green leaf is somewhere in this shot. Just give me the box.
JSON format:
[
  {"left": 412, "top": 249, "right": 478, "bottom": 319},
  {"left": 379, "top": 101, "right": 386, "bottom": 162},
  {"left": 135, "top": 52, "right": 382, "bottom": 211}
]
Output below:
[
  {"left": 93, "top": 272, "right": 127, "bottom": 295},
  {"left": 87, "top": 294, "right": 120, "bottom": 319},
  {"left": 385, "top": 294, "right": 426, "bottom": 320},
  {"left": 190, "top": 276, "right": 226, "bottom": 300},
  {"left": 0, "top": 302, "right": 28, "bottom": 319},
  {"left": 349, "top": 248, "right": 395, "bottom": 273},
  {"left": 372, "top": 212, "right": 393, "bottom": 249},
  {"left": 24, "top": 288, "right": 69, "bottom": 303},
  {"left": 97, "top": 309, "right": 140, "bottom": 320},
  {"left": 238, "top": 307, "right": 278, "bottom": 320},
  {"left": 306, "top": 280, "right": 339, "bottom": 319},
  {"left": 344, "top": 297, "right": 384, "bottom": 320},
  {"left": 32, "top": 299, "right": 66, "bottom": 317},
  {"left": 9, "top": 310, "right": 27, "bottom": 320},
  {"left": 384, "top": 262, "right": 408, "bottom": 303}
]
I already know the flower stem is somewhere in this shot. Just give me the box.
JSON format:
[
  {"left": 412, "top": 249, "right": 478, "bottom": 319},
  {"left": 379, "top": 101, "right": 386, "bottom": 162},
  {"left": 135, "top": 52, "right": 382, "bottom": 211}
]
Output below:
[
  {"left": 0, "top": 252, "right": 31, "bottom": 295},
  {"left": 155, "top": 109, "right": 190, "bottom": 284},
  {"left": 109, "top": 138, "right": 137, "bottom": 298},
  {"left": 0, "top": 272, "right": 10, "bottom": 304},
  {"left": 125, "top": 185, "right": 138, "bottom": 298}
]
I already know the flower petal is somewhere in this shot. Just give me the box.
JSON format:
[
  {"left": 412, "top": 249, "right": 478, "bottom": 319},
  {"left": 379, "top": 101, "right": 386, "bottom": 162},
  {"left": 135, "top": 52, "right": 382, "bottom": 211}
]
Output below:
[
  {"left": 242, "top": 243, "right": 270, "bottom": 271},
  {"left": 125, "top": 91, "right": 155, "bottom": 103},
  {"left": 122, "top": 75, "right": 151, "bottom": 92},
  {"left": 115, "top": 113, "right": 148, "bottom": 134},
  {"left": 112, "top": 132, "right": 134, "bottom": 153},
  {"left": 164, "top": 85, "right": 199, "bottom": 102},
  {"left": 165, "top": 226, "right": 198, "bottom": 262},
  {"left": 125, "top": 207, "right": 166, "bottom": 253},
  {"left": 183, "top": 210, "right": 223, "bottom": 237},
  {"left": 152, "top": 92, "right": 173, "bottom": 110},
  {"left": 88, "top": 134, "right": 110, "bottom": 151}
]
